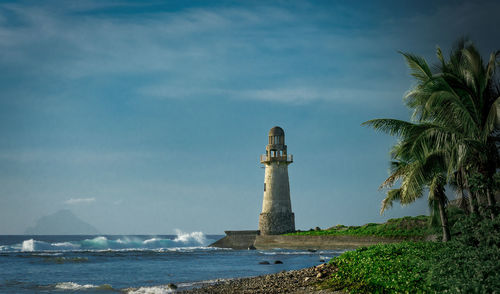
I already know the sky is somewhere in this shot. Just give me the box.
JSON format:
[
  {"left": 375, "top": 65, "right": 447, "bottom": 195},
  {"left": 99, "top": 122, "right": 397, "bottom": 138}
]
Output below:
[{"left": 1, "top": 0, "right": 499, "bottom": 234}]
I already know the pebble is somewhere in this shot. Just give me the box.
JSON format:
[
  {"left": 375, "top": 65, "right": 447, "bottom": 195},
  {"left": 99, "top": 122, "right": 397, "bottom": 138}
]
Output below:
[{"left": 178, "top": 263, "right": 337, "bottom": 293}]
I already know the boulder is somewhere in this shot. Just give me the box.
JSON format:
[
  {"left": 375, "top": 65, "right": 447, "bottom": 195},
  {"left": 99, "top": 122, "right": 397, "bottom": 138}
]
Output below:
[
  {"left": 167, "top": 283, "right": 177, "bottom": 290},
  {"left": 259, "top": 261, "right": 270, "bottom": 265},
  {"left": 274, "top": 260, "right": 283, "bottom": 264}
]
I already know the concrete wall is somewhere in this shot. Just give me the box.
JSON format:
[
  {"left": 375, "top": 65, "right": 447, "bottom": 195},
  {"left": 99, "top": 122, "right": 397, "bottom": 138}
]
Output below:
[
  {"left": 209, "top": 231, "right": 259, "bottom": 250},
  {"left": 261, "top": 162, "right": 292, "bottom": 213},
  {"left": 253, "top": 235, "right": 422, "bottom": 250},
  {"left": 259, "top": 161, "right": 295, "bottom": 234},
  {"left": 209, "top": 232, "right": 422, "bottom": 250}
]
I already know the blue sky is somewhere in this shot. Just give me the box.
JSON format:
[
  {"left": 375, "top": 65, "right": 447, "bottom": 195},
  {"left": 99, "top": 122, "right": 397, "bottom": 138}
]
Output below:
[{"left": 1, "top": 0, "right": 499, "bottom": 234}]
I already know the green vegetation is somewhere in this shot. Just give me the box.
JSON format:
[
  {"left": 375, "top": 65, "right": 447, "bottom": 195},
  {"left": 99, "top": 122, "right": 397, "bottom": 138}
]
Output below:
[
  {"left": 316, "top": 39, "right": 500, "bottom": 293},
  {"left": 363, "top": 38, "right": 500, "bottom": 241},
  {"left": 286, "top": 215, "right": 431, "bottom": 238},
  {"left": 324, "top": 215, "right": 500, "bottom": 293}
]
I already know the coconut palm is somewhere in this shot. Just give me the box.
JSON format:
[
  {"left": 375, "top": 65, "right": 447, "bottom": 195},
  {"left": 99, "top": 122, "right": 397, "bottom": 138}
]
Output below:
[
  {"left": 368, "top": 39, "right": 499, "bottom": 219},
  {"left": 375, "top": 137, "right": 451, "bottom": 241},
  {"left": 401, "top": 39, "right": 500, "bottom": 218}
]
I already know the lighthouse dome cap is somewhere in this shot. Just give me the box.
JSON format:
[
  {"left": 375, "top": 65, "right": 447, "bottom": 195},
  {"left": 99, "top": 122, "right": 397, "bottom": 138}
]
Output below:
[{"left": 269, "top": 126, "right": 285, "bottom": 136}]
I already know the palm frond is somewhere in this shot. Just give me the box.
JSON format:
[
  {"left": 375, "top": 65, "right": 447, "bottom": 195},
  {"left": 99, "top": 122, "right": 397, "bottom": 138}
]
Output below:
[
  {"left": 483, "top": 97, "right": 500, "bottom": 140},
  {"left": 362, "top": 119, "right": 417, "bottom": 137},
  {"left": 399, "top": 51, "right": 433, "bottom": 83},
  {"left": 380, "top": 188, "right": 401, "bottom": 214}
]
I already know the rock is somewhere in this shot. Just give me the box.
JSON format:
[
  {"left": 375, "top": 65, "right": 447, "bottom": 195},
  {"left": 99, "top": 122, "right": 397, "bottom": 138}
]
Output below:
[
  {"left": 304, "top": 277, "right": 311, "bottom": 282},
  {"left": 259, "top": 261, "right": 270, "bottom": 265},
  {"left": 316, "top": 272, "right": 324, "bottom": 278},
  {"left": 316, "top": 263, "right": 325, "bottom": 269},
  {"left": 315, "top": 226, "right": 321, "bottom": 231},
  {"left": 248, "top": 245, "right": 256, "bottom": 250},
  {"left": 307, "top": 249, "right": 317, "bottom": 252},
  {"left": 167, "top": 283, "right": 177, "bottom": 289},
  {"left": 274, "top": 260, "right": 283, "bottom": 264},
  {"left": 319, "top": 259, "right": 325, "bottom": 262}
]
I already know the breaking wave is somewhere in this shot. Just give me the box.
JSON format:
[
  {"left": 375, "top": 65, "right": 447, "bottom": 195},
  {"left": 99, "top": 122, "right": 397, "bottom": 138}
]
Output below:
[
  {"left": 1, "top": 231, "right": 214, "bottom": 252},
  {"left": 54, "top": 282, "right": 114, "bottom": 291}
]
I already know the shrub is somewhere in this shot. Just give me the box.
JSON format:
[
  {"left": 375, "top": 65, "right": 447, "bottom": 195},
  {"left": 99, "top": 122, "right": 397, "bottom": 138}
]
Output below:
[
  {"left": 326, "top": 215, "right": 500, "bottom": 293},
  {"left": 287, "top": 215, "right": 431, "bottom": 238},
  {"left": 327, "top": 242, "right": 441, "bottom": 293}
]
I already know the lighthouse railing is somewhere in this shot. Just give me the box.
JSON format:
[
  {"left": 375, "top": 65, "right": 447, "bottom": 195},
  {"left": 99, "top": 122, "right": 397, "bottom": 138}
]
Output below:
[{"left": 260, "top": 154, "right": 293, "bottom": 163}]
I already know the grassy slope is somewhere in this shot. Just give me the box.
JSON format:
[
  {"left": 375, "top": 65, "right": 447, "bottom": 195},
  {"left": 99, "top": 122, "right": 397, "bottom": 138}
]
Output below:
[{"left": 285, "top": 215, "right": 431, "bottom": 237}]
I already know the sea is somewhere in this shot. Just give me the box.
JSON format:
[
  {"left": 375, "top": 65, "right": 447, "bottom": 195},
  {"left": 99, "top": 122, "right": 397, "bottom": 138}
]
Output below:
[{"left": 0, "top": 232, "right": 344, "bottom": 293}]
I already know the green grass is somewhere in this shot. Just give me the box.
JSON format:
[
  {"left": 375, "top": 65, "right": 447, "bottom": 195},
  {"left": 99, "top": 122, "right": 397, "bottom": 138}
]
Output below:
[
  {"left": 322, "top": 214, "right": 500, "bottom": 293},
  {"left": 285, "top": 215, "right": 431, "bottom": 237}
]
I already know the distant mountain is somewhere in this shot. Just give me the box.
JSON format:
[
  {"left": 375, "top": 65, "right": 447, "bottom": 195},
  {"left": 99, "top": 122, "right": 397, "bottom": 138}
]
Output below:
[{"left": 24, "top": 209, "right": 100, "bottom": 235}]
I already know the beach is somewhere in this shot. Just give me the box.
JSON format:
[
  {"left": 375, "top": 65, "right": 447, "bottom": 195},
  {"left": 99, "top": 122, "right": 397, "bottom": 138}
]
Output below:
[{"left": 180, "top": 263, "right": 342, "bottom": 293}]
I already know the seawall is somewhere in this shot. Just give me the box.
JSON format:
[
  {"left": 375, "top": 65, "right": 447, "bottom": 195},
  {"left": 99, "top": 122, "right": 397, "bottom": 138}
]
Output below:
[
  {"left": 209, "top": 231, "right": 422, "bottom": 250},
  {"left": 209, "top": 231, "right": 260, "bottom": 250},
  {"left": 253, "top": 235, "right": 419, "bottom": 250}
]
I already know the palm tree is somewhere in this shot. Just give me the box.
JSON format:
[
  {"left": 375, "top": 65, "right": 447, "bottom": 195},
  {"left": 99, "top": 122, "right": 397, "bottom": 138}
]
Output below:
[
  {"left": 370, "top": 130, "right": 451, "bottom": 241},
  {"left": 369, "top": 39, "right": 499, "bottom": 219},
  {"left": 401, "top": 40, "right": 499, "bottom": 218}
]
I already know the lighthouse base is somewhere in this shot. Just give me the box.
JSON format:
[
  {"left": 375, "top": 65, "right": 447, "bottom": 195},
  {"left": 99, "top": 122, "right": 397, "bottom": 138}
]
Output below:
[{"left": 259, "top": 212, "right": 295, "bottom": 235}]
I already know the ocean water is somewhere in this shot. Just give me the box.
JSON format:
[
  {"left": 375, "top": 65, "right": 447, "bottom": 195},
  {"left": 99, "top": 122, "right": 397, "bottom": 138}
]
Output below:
[{"left": 0, "top": 232, "right": 344, "bottom": 293}]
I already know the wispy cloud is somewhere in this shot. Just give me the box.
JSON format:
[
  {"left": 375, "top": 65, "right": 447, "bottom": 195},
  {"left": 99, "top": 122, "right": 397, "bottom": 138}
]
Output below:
[
  {"left": 65, "top": 197, "right": 96, "bottom": 205},
  {"left": 0, "top": 1, "right": 405, "bottom": 106}
]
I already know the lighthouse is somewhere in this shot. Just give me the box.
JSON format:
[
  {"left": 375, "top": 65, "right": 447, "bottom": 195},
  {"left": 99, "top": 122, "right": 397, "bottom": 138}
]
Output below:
[{"left": 258, "top": 126, "right": 295, "bottom": 235}]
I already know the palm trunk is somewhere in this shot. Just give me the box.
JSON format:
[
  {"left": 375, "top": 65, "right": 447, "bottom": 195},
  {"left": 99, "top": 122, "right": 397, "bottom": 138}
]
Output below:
[
  {"left": 462, "top": 169, "right": 479, "bottom": 215},
  {"left": 486, "top": 188, "right": 497, "bottom": 219},
  {"left": 437, "top": 191, "right": 451, "bottom": 242},
  {"left": 457, "top": 185, "right": 469, "bottom": 214}
]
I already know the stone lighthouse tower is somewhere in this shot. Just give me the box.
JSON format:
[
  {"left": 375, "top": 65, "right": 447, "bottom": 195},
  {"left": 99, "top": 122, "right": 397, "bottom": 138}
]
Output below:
[{"left": 258, "top": 126, "right": 295, "bottom": 235}]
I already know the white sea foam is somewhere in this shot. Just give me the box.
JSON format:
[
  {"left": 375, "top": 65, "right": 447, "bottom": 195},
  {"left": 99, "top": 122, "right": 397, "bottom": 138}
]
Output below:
[
  {"left": 127, "top": 278, "right": 231, "bottom": 294},
  {"left": 21, "top": 239, "right": 35, "bottom": 251},
  {"left": 173, "top": 230, "right": 207, "bottom": 246},
  {"left": 55, "top": 282, "right": 97, "bottom": 290},
  {"left": 54, "top": 282, "right": 114, "bottom": 291},
  {"left": 126, "top": 285, "right": 175, "bottom": 294},
  {"left": 3, "top": 232, "right": 214, "bottom": 252},
  {"left": 177, "top": 278, "right": 232, "bottom": 288}
]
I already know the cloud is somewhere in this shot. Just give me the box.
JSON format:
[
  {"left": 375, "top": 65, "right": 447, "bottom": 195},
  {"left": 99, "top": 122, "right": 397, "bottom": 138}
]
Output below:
[
  {"left": 64, "top": 197, "right": 96, "bottom": 205},
  {"left": 0, "top": 0, "right": 499, "bottom": 108},
  {"left": 0, "top": 149, "right": 157, "bottom": 165}
]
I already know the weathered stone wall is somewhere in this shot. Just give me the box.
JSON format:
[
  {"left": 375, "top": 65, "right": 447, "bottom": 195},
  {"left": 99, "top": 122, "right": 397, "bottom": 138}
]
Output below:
[
  {"left": 261, "top": 162, "right": 292, "bottom": 214},
  {"left": 259, "top": 212, "right": 295, "bottom": 235},
  {"left": 259, "top": 161, "right": 295, "bottom": 234}
]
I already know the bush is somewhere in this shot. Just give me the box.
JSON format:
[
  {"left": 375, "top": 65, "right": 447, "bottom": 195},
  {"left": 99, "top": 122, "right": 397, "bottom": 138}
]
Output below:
[
  {"left": 286, "top": 215, "right": 430, "bottom": 238},
  {"left": 426, "top": 215, "right": 500, "bottom": 293},
  {"left": 327, "top": 242, "right": 441, "bottom": 293},
  {"left": 326, "top": 215, "right": 500, "bottom": 293}
]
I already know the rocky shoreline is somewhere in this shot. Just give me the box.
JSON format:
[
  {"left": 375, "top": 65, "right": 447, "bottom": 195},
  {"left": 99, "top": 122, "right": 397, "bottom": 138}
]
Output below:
[{"left": 178, "top": 263, "right": 344, "bottom": 293}]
